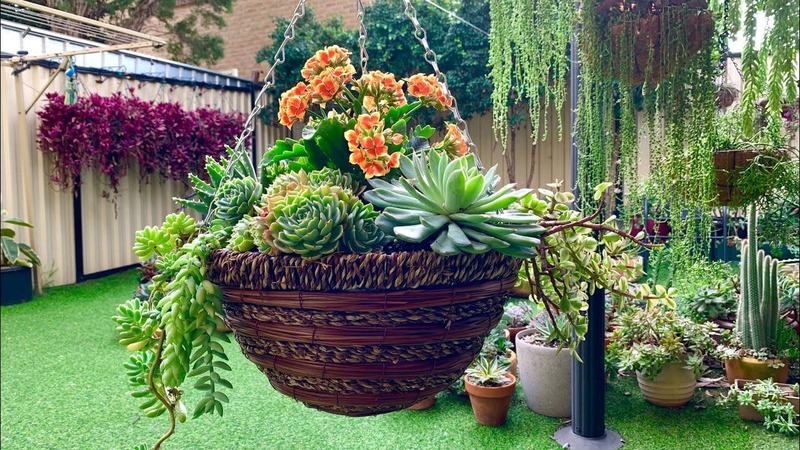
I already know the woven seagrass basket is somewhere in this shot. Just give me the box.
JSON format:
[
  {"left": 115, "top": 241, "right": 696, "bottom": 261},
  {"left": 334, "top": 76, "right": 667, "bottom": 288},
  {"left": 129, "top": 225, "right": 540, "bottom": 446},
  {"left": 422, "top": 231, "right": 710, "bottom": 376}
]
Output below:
[{"left": 207, "top": 248, "right": 520, "bottom": 416}]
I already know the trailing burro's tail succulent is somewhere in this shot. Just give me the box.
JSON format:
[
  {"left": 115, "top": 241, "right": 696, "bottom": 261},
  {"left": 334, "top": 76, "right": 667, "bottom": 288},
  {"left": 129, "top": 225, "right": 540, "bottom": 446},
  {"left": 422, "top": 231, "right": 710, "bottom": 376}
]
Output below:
[{"left": 736, "top": 204, "right": 780, "bottom": 351}]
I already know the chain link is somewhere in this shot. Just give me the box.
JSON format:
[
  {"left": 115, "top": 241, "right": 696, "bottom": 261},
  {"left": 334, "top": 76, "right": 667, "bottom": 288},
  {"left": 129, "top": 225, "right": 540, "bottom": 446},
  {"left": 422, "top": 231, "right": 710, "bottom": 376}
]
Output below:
[
  {"left": 401, "top": 0, "right": 481, "bottom": 170},
  {"left": 356, "top": 0, "right": 369, "bottom": 74},
  {"left": 205, "top": 0, "right": 306, "bottom": 223}
]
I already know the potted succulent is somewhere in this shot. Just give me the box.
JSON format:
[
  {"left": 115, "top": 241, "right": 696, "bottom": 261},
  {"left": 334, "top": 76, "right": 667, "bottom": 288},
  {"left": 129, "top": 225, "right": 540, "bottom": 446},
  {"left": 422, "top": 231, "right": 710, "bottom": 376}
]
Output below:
[
  {"left": 608, "top": 306, "right": 718, "bottom": 408},
  {"left": 681, "top": 281, "right": 737, "bottom": 330},
  {"left": 1, "top": 210, "right": 41, "bottom": 306},
  {"left": 463, "top": 356, "right": 517, "bottom": 426},
  {"left": 719, "top": 205, "right": 796, "bottom": 383},
  {"left": 448, "top": 326, "right": 516, "bottom": 397},
  {"left": 516, "top": 312, "right": 573, "bottom": 417},
  {"left": 721, "top": 378, "right": 799, "bottom": 435},
  {"left": 501, "top": 301, "right": 535, "bottom": 348}
]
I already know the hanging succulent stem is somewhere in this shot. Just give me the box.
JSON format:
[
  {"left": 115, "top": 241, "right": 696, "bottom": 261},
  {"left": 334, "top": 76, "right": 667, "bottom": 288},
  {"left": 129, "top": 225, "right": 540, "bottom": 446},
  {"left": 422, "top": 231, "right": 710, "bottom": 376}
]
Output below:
[{"left": 148, "top": 333, "right": 176, "bottom": 450}]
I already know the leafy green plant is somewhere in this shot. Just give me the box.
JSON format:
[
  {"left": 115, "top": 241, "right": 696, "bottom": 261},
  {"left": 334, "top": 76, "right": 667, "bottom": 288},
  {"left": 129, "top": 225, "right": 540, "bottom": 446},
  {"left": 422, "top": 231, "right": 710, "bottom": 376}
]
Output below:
[
  {"left": 608, "top": 306, "right": 719, "bottom": 380},
  {"left": 514, "top": 181, "right": 677, "bottom": 355},
  {"left": 479, "top": 327, "right": 514, "bottom": 363},
  {"left": 1, "top": 210, "right": 41, "bottom": 268},
  {"left": 527, "top": 311, "right": 570, "bottom": 347},
  {"left": 464, "top": 356, "right": 512, "bottom": 387},
  {"left": 721, "top": 379, "right": 800, "bottom": 436},
  {"left": 680, "top": 284, "right": 737, "bottom": 323}
]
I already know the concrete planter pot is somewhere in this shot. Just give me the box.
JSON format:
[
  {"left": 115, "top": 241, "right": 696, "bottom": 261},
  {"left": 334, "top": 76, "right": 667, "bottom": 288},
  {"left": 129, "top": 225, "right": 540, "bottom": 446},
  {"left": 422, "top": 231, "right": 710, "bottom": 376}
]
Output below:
[
  {"left": 636, "top": 361, "right": 697, "bottom": 408},
  {"left": 515, "top": 328, "right": 572, "bottom": 417},
  {"left": 464, "top": 373, "right": 517, "bottom": 426}
]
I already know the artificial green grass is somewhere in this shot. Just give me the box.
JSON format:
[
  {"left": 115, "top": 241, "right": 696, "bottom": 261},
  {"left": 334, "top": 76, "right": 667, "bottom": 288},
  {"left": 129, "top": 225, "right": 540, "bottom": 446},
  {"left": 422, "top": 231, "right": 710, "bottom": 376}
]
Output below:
[{"left": 1, "top": 271, "right": 795, "bottom": 449}]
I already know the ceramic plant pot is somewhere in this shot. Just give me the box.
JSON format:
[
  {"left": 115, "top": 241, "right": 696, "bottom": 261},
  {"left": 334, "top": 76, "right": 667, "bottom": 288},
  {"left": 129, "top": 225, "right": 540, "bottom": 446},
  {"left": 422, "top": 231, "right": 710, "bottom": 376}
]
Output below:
[
  {"left": 515, "top": 328, "right": 572, "bottom": 417},
  {"left": 1, "top": 265, "right": 33, "bottom": 306},
  {"left": 464, "top": 373, "right": 517, "bottom": 426},
  {"left": 724, "top": 357, "right": 789, "bottom": 384},
  {"left": 734, "top": 379, "right": 800, "bottom": 422},
  {"left": 636, "top": 361, "right": 697, "bottom": 408}
]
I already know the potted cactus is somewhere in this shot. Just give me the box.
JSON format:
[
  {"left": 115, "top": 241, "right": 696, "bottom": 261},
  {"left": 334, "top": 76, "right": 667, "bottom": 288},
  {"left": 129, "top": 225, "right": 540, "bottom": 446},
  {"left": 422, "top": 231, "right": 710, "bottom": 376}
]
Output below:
[
  {"left": 1, "top": 210, "right": 41, "bottom": 306},
  {"left": 464, "top": 356, "right": 517, "bottom": 426},
  {"left": 720, "top": 205, "right": 793, "bottom": 384}
]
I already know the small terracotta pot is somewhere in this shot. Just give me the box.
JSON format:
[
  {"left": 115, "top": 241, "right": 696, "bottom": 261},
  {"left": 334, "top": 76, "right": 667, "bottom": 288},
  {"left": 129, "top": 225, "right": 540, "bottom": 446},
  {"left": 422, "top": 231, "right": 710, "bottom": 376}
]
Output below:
[
  {"left": 406, "top": 396, "right": 436, "bottom": 410},
  {"left": 734, "top": 379, "right": 800, "bottom": 422},
  {"left": 464, "top": 373, "right": 517, "bottom": 426},
  {"left": 724, "top": 357, "right": 789, "bottom": 384},
  {"left": 636, "top": 362, "right": 697, "bottom": 408},
  {"left": 507, "top": 327, "right": 527, "bottom": 349},
  {"left": 506, "top": 349, "right": 518, "bottom": 376}
]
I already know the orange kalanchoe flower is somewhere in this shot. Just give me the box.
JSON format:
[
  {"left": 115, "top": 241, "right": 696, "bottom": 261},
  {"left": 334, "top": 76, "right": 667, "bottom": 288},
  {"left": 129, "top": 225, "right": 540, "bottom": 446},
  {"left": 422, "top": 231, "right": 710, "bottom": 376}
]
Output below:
[
  {"left": 353, "top": 71, "right": 407, "bottom": 113},
  {"left": 435, "top": 123, "right": 469, "bottom": 159},
  {"left": 405, "top": 74, "right": 452, "bottom": 111},
  {"left": 277, "top": 82, "right": 310, "bottom": 128},
  {"left": 344, "top": 112, "right": 404, "bottom": 178},
  {"left": 301, "top": 46, "right": 355, "bottom": 82}
]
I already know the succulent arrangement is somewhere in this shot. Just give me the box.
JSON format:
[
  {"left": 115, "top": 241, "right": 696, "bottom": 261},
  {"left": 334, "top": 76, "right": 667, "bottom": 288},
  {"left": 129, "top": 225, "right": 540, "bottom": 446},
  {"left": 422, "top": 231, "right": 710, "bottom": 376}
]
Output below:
[
  {"left": 608, "top": 306, "right": 719, "bottom": 380},
  {"left": 503, "top": 301, "right": 536, "bottom": 328},
  {"left": 114, "top": 46, "right": 542, "bottom": 449},
  {"left": 721, "top": 379, "right": 800, "bottom": 435}
]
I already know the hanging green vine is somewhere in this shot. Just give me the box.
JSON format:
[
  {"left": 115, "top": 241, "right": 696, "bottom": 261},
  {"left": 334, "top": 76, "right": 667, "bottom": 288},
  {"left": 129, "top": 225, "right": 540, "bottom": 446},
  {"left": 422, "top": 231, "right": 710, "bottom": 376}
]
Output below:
[
  {"left": 574, "top": 1, "right": 718, "bottom": 271},
  {"left": 488, "top": 0, "right": 576, "bottom": 153},
  {"left": 737, "top": 0, "right": 800, "bottom": 136}
]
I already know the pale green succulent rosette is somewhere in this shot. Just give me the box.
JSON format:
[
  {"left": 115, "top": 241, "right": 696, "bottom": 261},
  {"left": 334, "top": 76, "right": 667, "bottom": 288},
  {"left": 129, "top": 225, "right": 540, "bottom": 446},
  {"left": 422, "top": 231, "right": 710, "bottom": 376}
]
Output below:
[
  {"left": 363, "top": 151, "right": 543, "bottom": 258},
  {"left": 214, "top": 177, "right": 262, "bottom": 225},
  {"left": 342, "top": 201, "right": 391, "bottom": 253}
]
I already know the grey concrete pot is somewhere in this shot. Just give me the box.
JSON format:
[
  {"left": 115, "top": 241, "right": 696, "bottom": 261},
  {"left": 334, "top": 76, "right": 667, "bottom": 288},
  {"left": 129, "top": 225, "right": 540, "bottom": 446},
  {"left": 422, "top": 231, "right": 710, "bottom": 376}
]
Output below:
[{"left": 515, "top": 327, "right": 572, "bottom": 417}]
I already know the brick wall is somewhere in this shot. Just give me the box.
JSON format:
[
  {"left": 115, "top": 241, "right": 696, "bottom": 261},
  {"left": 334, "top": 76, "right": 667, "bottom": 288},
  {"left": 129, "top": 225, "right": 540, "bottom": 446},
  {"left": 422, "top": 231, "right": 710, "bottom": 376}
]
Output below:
[{"left": 163, "top": 0, "right": 372, "bottom": 79}]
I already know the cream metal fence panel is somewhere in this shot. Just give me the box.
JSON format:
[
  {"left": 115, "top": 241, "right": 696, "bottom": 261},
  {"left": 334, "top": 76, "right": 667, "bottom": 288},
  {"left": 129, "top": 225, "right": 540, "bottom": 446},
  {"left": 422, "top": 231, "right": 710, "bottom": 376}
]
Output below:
[{"left": 1, "top": 63, "right": 284, "bottom": 286}]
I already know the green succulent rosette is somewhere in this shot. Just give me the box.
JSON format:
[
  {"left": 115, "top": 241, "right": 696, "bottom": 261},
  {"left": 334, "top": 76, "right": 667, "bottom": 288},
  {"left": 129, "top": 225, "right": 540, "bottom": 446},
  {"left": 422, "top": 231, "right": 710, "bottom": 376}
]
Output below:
[
  {"left": 264, "top": 185, "right": 349, "bottom": 259},
  {"left": 342, "top": 201, "right": 391, "bottom": 253},
  {"left": 214, "top": 177, "right": 262, "bottom": 225}
]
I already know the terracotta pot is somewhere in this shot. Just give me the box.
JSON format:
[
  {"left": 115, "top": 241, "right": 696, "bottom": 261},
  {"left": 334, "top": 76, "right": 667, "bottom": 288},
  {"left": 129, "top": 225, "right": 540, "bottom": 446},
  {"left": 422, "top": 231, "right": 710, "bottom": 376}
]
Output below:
[
  {"left": 724, "top": 357, "right": 789, "bottom": 384},
  {"left": 516, "top": 328, "right": 572, "bottom": 417},
  {"left": 507, "top": 326, "right": 527, "bottom": 349},
  {"left": 636, "top": 362, "right": 697, "bottom": 408},
  {"left": 464, "top": 373, "right": 517, "bottom": 426},
  {"left": 506, "top": 349, "right": 518, "bottom": 376},
  {"left": 734, "top": 379, "right": 800, "bottom": 422},
  {"left": 406, "top": 396, "right": 436, "bottom": 411}
]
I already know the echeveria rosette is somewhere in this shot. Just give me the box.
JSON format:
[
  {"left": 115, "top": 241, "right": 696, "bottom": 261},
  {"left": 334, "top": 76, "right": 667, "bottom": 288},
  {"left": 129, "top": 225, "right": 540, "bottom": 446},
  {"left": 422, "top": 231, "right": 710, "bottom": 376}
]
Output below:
[
  {"left": 227, "top": 216, "right": 256, "bottom": 252},
  {"left": 342, "top": 201, "right": 391, "bottom": 253},
  {"left": 214, "top": 177, "right": 262, "bottom": 226},
  {"left": 264, "top": 185, "right": 349, "bottom": 259},
  {"left": 363, "top": 150, "right": 543, "bottom": 257},
  {"left": 307, "top": 167, "right": 361, "bottom": 193}
]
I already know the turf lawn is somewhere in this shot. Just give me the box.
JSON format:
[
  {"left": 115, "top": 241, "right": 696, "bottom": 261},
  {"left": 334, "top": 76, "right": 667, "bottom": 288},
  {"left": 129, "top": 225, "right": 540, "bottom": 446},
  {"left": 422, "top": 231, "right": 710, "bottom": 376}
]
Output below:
[{"left": 1, "top": 270, "right": 795, "bottom": 449}]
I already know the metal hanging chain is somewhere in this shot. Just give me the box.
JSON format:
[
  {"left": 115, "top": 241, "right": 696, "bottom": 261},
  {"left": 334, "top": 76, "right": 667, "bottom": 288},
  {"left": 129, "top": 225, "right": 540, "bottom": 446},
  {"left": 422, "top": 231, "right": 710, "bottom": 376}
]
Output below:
[
  {"left": 401, "top": 0, "right": 482, "bottom": 171},
  {"left": 205, "top": 0, "right": 306, "bottom": 223},
  {"left": 356, "top": 0, "right": 369, "bottom": 74}
]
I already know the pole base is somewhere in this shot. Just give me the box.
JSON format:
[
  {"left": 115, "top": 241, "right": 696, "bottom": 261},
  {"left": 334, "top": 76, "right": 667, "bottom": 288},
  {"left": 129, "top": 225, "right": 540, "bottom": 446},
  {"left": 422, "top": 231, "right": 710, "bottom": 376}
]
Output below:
[{"left": 553, "top": 426, "right": 623, "bottom": 450}]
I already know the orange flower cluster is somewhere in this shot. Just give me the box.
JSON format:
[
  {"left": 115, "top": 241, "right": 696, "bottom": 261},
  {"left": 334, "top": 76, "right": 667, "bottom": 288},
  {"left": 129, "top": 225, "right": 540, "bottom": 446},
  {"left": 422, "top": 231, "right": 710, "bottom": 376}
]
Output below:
[
  {"left": 405, "top": 74, "right": 452, "bottom": 111},
  {"left": 344, "top": 113, "right": 404, "bottom": 178},
  {"left": 353, "top": 71, "right": 407, "bottom": 113},
  {"left": 302, "top": 46, "right": 355, "bottom": 106},
  {"left": 278, "top": 82, "right": 309, "bottom": 128},
  {"left": 278, "top": 46, "right": 357, "bottom": 127},
  {"left": 435, "top": 123, "right": 469, "bottom": 159}
]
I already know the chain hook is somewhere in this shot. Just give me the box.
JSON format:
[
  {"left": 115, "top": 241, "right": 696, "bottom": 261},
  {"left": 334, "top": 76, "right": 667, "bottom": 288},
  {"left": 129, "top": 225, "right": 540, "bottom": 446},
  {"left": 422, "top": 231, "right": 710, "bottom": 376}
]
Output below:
[
  {"left": 356, "top": 0, "right": 369, "bottom": 75},
  {"left": 401, "top": 0, "right": 482, "bottom": 171}
]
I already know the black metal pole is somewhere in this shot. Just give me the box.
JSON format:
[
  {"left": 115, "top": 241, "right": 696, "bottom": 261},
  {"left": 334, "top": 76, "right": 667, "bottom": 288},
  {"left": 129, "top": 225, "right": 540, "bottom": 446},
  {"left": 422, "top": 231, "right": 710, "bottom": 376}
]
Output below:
[{"left": 571, "top": 280, "right": 607, "bottom": 438}]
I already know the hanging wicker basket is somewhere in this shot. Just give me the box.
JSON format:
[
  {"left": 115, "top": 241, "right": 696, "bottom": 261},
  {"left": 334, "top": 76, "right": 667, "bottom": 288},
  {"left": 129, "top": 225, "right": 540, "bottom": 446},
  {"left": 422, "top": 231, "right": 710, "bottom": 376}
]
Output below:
[
  {"left": 713, "top": 150, "right": 759, "bottom": 206},
  {"left": 601, "top": 2, "right": 714, "bottom": 85},
  {"left": 207, "top": 248, "right": 520, "bottom": 416}
]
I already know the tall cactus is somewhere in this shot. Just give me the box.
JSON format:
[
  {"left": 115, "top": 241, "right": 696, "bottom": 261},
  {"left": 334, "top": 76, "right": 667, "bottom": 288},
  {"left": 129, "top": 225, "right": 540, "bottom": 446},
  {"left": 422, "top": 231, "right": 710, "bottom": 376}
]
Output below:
[{"left": 736, "top": 205, "right": 780, "bottom": 350}]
